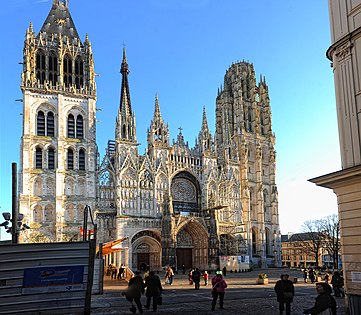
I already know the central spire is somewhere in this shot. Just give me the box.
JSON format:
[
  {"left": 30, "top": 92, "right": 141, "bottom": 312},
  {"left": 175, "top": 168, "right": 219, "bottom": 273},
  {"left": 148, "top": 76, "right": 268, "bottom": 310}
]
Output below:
[
  {"left": 115, "top": 48, "right": 136, "bottom": 142},
  {"left": 120, "top": 47, "right": 131, "bottom": 114}
]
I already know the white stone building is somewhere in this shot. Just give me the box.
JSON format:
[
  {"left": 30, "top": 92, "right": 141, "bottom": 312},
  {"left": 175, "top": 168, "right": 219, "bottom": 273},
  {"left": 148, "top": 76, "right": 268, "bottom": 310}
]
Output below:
[{"left": 18, "top": 0, "right": 281, "bottom": 270}]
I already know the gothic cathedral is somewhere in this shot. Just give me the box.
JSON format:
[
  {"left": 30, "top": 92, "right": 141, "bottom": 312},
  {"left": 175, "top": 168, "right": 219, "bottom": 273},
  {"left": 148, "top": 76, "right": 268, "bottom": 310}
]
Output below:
[{"left": 19, "top": 1, "right": 282, "bottom": 270}]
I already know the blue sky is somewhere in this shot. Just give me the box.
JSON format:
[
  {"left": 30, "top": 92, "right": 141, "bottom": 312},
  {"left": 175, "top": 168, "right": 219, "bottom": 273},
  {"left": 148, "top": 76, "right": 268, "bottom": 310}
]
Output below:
[{"left": 0, "top": 0, "right": 340, "bottom": 238}]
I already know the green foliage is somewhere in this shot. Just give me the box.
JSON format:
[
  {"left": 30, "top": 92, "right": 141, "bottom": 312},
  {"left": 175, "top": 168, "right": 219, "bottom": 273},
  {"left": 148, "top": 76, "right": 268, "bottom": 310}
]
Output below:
[{"left": 258, "top": 273, "right": 268, "bottom": 279}]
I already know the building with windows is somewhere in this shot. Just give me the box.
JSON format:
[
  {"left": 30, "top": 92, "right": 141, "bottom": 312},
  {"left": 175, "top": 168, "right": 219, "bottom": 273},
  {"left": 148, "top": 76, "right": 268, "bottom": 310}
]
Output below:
[
  {"left": 19, "top": 0, "right": 281, "bottom": 270},
  {"left": 281, "top": 233, "right": 323, "bottom": 268}
]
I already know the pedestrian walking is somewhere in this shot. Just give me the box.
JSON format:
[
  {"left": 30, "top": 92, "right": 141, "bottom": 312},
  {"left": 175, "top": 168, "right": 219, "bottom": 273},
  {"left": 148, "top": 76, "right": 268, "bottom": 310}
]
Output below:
[
  {"left": 303, "top": 282, "right": 336, "bottom": 315},
  {"left": 274, "top": 274, "right": 295, "bottom": 315},
  {"left": 211, "top": 269, "right": 228, "bottom": 311},
  {"left": 164, "top": 265, "right": 174, "bottom": 285},
  {"left": 309, "top": 268, "right": 316, "bottom": 284},
  {"left": 324, "top": 273, "right": 330, "bottom": 284},
  {"left": 303, "top": 269, "right": 308, "bottom": 283},
  {"left": 222, "top": 266, "right": 227, "bottom": 276},
  {"left": 188, "top": 268, "right": 194, "bottom": 285},
  {"left": 117, "top": 264, "right": 125, "bottom": 280},
  {"left": 110, "top": 264, "right": 117, "bottom": 279},
  {"left": 331, "top": 271, "right": 341, "bottom": 297},
  {"left": 202, "top": 270, "right": 209, "bottom": 286},
  {"left": 122, "top": 271, "right": 145, "bottom": 313},
  {"left": 182, "top": 264, "right": 186, "bottom": 274},
  {"left": 144, "top": 271, "right": 163, "bottom": 312},
  {"left": 338, "top": 272, "right": 345, "bottom": 297},
  {"left": 192, "top": 268, "right": 201, "bottom": 290}
]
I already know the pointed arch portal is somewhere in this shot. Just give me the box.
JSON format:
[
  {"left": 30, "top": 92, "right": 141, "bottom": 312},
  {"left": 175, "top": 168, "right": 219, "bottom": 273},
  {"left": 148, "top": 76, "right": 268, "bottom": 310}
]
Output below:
[{"left": 175, "top": 220, "right": 208, "bottom": 270}]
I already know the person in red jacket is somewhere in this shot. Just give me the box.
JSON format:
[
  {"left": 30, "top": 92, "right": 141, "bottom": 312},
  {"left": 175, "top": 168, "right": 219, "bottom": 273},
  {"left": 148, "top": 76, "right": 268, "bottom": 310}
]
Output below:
[{"left": 211, "top": 269, "right": 228, "bottom": 311}]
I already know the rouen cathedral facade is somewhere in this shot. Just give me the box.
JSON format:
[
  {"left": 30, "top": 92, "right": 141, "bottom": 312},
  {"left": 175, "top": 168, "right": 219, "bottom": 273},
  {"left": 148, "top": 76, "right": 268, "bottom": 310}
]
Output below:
[{"left": 18, "top": 0, "right": 281, "bottom": 271}]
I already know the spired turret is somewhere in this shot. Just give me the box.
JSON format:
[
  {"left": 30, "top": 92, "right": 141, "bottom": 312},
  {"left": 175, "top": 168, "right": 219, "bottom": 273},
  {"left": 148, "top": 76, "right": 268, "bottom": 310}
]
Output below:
[
  {"left": 21, "top": 0, "right": 96, "bottom": 97},
  {"left": 147, "top": 93, "right": 170, "bottom": 151},
  {"left": 195, "top": 105, "right": 213, "bottom": 155}
]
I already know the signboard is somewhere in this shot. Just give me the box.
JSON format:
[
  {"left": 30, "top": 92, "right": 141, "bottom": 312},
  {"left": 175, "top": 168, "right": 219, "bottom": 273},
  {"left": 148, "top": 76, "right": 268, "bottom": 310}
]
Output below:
[
  {"left": 22, "top": 265, "right": 85, "bottom": 294},
  {"left": 351, "top": 271, "right": 361, "bottom": 283}
]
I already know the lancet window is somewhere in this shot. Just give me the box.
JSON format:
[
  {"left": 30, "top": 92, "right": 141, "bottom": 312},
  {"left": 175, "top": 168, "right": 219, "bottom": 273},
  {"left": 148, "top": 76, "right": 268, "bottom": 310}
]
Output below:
[
  {"left": 48, "top": 51, "right": 58, "bottom": 87},
  {"left": 67, "top": 148, "right": 74, "bottom": 170},
  {"left": 47, "top": 112, "right": 55, "bottom": 136},
  {"left": 48, "top": 147, "right": 55, "bottom": 169},
  {"left": 67, "top": 114, "right": 75, "bottom": 138},
  {"left": 63, "top": 54, "right": 72, "bottom": 88},
  {"left": 79, "top": 148, "right": 85, "bottom": 170},
  {"left": 75, "top": 56, "right": 84, "bottom": 89},
  {"left": 37, "top": 111, "right": 45, "bottom": 136},
  {"left": 36, "top": 50, "right": 46, "bottom": 84},
  {"left": 35, "top": 147, "right": 43, "bottom": 169}
]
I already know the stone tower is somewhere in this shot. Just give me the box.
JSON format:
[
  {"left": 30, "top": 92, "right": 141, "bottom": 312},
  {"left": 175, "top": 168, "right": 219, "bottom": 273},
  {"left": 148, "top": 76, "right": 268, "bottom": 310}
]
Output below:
[
  {"left": 19, "top": 0, "right": 97, "bottom": 242},
  {"left": 215, "top": 62, "right": 280, "bottom": 267}
]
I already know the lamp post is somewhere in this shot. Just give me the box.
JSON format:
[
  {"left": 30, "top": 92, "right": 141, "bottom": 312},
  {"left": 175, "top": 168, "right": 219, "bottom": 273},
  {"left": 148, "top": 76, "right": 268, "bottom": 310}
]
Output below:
[{"left": 12, "top": 163, "right": 17, "bottom": 244}]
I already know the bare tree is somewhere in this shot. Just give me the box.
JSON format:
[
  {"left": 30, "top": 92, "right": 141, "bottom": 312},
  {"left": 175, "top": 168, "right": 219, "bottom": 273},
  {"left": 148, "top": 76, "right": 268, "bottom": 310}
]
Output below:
[
  {"left": 296, "top": 219, "right": 324, "bottom": 267},
  {"left": 320, "top": 214, "right": 340, "bottom": 269}
]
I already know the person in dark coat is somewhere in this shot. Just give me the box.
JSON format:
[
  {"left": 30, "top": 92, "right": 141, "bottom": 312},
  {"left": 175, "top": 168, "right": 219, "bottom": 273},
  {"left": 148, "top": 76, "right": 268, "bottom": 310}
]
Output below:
[
  {"left": 309, "top": 268, "right": 316, "bottom": 284},
  {"left": 211, "top": 270, "right": 228, "bottom": 311},
  {"left": 331, "top": 271, "right": 341, "bottom": 297},
  {"left": 303, "top": 269, "right": 308, "bottom": 283},
  {"left": 123, "top": 271, "right": 145, "bottom": 313},
  {"left": 144, "top": 271, "right": 163, "bottom": 312},
  {"left": 192, "top": 268, "right": 201, "bottom": 290},
  {"left": 303, "top": 282, "right": 336, "bottom": 315},
  {"left": 274, "top": 274, "right": 295, "bottom": 315}
]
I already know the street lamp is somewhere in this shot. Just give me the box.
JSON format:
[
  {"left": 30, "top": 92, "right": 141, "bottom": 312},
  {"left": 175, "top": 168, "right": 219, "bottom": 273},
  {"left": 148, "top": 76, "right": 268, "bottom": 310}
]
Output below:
[{"left": 0, "top": 212, "right": 30, "bottom": 241}]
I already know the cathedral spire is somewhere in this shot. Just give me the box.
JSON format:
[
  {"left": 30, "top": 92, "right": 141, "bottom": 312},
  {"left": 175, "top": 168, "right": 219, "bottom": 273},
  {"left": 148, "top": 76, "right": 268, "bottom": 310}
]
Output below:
[
  {"left": 202, "top": 105, "right": 209, "bottom": 132},
  {"left": 154, "top": 93, "right": 161, "bottom": 119},
  {"left": 115, "top": 48, "right": 136, "bottom": 142},
  {"left": 120, "top": 47, "right": 131, "bottom": 114}
]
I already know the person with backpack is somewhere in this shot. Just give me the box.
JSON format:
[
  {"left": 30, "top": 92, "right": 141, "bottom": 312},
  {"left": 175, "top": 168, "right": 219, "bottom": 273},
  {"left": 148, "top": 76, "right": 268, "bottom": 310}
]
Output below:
[
  {"left": 211, "top": 269, "right": 228, "bottom": 311},
  {"left": 123, "top": 271, "right": 145, "bottom": 313}
]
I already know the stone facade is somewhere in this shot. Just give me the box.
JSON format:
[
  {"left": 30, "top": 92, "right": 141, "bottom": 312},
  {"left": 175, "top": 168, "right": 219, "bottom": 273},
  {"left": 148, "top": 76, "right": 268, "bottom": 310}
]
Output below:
[
  {"left": 97, "top": 51, "right": 281, "bottom": 270},
  {"left": 19, "top": 1, "right": 281, "bottom": 270}
]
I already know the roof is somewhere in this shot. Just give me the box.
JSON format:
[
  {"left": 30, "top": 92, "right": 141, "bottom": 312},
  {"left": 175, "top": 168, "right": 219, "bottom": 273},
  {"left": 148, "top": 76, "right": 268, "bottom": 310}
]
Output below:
[
  {"left": 38, "top": 0, "right": 81, "bottom": 42},
  {"left": 281, "top": 232, "right": 321, "bottom": 242},
  {"left": 96, "top": 237, "right": 128, "bottom": 256}
]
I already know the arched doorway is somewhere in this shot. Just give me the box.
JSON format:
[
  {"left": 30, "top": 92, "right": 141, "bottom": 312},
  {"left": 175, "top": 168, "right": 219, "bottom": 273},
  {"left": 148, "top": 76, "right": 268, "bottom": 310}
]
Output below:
[
  {"left": 175, "top": 220, "right": 208, "bottom": 270},
  {"left": 131, "top": 230, "right": 162, "bottom": 271}
]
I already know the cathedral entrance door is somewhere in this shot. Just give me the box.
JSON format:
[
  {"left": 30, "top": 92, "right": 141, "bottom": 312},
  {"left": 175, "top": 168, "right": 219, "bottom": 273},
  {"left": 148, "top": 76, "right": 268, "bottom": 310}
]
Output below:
[
  {"left": 176, "top": 248, "right": 192, "bottom": 269},
  {"left": 137, "top": 253, "right": 150, "bottom": 271}
]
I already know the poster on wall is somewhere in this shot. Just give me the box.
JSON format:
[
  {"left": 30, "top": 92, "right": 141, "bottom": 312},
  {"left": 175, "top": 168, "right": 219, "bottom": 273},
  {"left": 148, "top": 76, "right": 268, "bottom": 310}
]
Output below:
[{"left": 22, "top": 265, "right": 85, "bottom": 294}]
